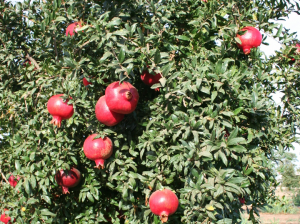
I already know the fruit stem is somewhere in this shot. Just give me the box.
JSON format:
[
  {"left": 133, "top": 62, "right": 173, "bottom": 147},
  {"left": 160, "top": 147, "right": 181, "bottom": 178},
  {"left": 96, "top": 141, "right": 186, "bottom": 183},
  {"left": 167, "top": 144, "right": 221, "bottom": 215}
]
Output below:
[
  {"left": 50, "top": 116, "right": 62, "bottom": 128},
  {"left": 94, "top": 159, "right": 105, "bottom": 169},
  {"left": 62, "top": 186, "right": 70, "bottom": 194},
  {"left": 243, "top": 46, "right": 251, "bottom": 55},
  {"left": 160, "top": 212, "right": 169, "bottom": 223},
  {"left": 124, "top": 91, "right": 133, "bottom": 100}
]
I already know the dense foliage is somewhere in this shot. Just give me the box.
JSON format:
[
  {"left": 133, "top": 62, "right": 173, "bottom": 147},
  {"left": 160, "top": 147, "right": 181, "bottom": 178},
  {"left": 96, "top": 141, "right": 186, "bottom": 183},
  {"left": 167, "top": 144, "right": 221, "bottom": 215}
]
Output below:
[{"left": 1, "top": 0, "right": 300, "bottom": 223}]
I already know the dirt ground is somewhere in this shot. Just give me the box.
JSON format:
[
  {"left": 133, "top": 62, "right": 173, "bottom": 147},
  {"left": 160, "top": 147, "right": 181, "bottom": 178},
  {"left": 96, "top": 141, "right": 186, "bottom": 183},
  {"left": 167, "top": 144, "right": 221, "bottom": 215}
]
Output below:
[
  {"left": 259, "top": 213, "right": 300, "bottom": 224},
  {"left": 244, "top": 188, "right": 300, "bottom": 224}
]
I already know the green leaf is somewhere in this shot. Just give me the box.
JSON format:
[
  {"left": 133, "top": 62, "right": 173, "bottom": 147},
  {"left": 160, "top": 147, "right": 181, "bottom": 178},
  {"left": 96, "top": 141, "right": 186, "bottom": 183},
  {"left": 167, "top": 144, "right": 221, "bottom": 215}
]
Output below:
[
  {"left": 175, "top": 35, "right": 190, "bottom": 41},
  {"left": 107, "top": 17, "right": 122, "bottom": 27},
  {"left": 154, "top": 49, "right": 161, "bottom": 64},
  {"left": 15, "top": 160, "right": 21, "bottom": 170},
  {"left": 55, "top": 16, "right": 66, "bottom": 22},
  {"left": 118, "top": 47, "right": 125, "bottom": 63},
  {"left": 275, "top": 24, "right": 283, "bottom": 37},
  {"left": 235, "top": 37, "right": 242, "bottom": 45},
  {"left": 227, "top": 137, "right": 246, "bottom": 146},
  {"left": 40, "top": 209, "right": 56, "bottom": 217},
  {"left": 87, "top": 192, "right": 95, "bottom": 202}
]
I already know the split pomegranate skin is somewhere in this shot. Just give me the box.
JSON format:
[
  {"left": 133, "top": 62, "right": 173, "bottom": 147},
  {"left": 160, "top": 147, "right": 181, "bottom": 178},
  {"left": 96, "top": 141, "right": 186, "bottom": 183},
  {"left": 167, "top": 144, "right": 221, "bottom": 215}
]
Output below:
[
  {"left": 236, "top": 26, "right": 262, "bottom": 55},
  {"left": 83, "top": 134, "right": 113, "bottom": 169},
  {"left": 95, "top": 96, "right": 124, "bottom": 126},
  {"left": 105, "top": 81, "right": 139, "bottom": 114},
  {"left": 47, "top": 94, "right": 74, "bottom": 128},
  {"left": 149, "top": 189, "right": 179, "bottom": 223},
  {"left": 55, "top": 168, "right": 81, "bottom": 194},
  {"left": 66, "top": 22, "right": 82, "bottom": 37}
]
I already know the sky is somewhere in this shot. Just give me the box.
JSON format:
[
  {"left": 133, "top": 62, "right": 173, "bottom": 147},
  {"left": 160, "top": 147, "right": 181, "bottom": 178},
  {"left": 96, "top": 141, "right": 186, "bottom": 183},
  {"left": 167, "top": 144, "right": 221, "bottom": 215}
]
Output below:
[{"left": 6, "top": 1, "right": 300, "bottom": 165}]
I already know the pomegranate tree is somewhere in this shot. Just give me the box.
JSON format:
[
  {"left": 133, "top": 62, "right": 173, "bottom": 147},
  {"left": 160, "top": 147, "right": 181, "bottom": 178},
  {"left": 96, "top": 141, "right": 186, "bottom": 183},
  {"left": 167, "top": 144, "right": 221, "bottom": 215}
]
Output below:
[
  {"left": 105, "top": 81, "right": 139, "bottom": 114},
  {"left": 149, "top": 189, "right": 179, "bottom": 223},
  {"left": 66, "top": 22, "right": 82, "bottom": 37},
  {"left": 95, "top": 96, "right": 124, "bottom": 126},
  {"left": 140, "top": 70, "right": 162, "bottom": 91},
  {"left": 83, "top": 134, "right": 113, "bottom": 169},
  {"left": 47, "top": 94, "right": 74, "bottom": 128},
  {"left": 55, "top": 168, "right": 81, "bottom": 194},
  {"left": 8, "top": 175, "right": 20, "bottom": 188},
  {"left": 236, "top": 26, "right": 262, "bottom": 55}
]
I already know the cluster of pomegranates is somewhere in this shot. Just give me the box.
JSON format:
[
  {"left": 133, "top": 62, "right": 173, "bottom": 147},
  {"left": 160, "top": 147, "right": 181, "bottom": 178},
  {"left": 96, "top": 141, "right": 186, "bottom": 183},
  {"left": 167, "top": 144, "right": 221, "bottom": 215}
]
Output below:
[
  {"left": 95, "top": 81, "right": 139, "bottom": 126},
  {"left": 0, "top": 22, "right": 180, "bottom": 223}
]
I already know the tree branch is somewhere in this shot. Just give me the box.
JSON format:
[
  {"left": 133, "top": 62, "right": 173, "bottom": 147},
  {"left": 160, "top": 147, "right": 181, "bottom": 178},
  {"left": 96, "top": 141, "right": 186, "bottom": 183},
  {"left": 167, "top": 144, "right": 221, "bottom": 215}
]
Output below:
[
  {"left": 26, "top": 54, "right": 41, "bottom": 70},
  {"left": 0, "top": 169, "right": 9, "bottom": 185}
]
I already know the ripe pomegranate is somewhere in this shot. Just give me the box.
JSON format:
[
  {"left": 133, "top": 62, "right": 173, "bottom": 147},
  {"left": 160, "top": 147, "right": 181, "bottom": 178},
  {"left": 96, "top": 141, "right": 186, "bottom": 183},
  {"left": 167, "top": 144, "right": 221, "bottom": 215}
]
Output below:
[
  {"left": 239, "top": 197, "right": 245, "bottom": 204},
  {"left": 83, "top": 77, "right": 92, "bottom": 86},
  {"left": 105, "top": 81, "right": 139, "bottom": 114},
  {"left": 289, "top": 43, "right": 300, "bottom": 64},
  {"left": 236, "top": 26, "right": 262, "bottom": 55},
  {"left": 8, "top": 175, "right": 20, "bottom": 188},
  {"left": 140, "top": 70, "right": 162, "bottom": 91},
  {"left": 296, "top": 43, "right": 300, "bottom": 53},
  {"left": 95, "top": 96, "right": 124, "bottom": 126},
  {"left": 149, "top": 189, "right": 179, "bottom": 223},
  {"left": 0, "top": 209, "right": 11, "bottom": 224},
  {"left": 55, "top": 167, "right": 81, "bottom": 194},
  {"left": 83, "top": 134, "right": 113, "bottom": 169},
  {"left": 66, "top": 22, "right": 82, "bottom": 37},
  {"left": 47, "top": 94, "right": 74, "bottom": 128}
]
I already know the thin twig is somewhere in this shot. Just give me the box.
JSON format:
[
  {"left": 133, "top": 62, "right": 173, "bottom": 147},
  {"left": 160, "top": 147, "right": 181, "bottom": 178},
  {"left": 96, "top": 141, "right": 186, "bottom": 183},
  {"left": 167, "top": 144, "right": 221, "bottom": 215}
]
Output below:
[
  {"left": 74, "top": 41, "right": 91, "bottom": 54},
  {"left": 34, "top": 86, "right": 43, "bottom": 108},
  {"left": 0, "top": 169, "right": 9, "bottom": 184},
  {"left": 0, "top": 38, "right": 6, "bottom": 49},
  {"left": 26, "top": 54, "right": 40, "bottom": 70}
]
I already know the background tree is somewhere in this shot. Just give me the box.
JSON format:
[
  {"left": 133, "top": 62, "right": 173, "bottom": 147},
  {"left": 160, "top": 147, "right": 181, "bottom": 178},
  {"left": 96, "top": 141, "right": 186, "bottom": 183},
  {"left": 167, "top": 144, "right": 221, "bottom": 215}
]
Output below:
[
  {"left": 0, "top": 0, "right": 300, "bottom": 223},
  {"left": 277, "top": 152, "right": 300, "bottom": 189}
]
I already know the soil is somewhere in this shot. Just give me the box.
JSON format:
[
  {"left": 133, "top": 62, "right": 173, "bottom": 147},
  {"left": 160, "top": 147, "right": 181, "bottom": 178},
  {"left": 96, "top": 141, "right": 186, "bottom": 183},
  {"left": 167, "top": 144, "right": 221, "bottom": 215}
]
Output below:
[
  {"left": 242, "top": 188, "right": 300, "bottom": 224},
  {"left": 259, "top": 213, "right": 300, "bottom": 224}
]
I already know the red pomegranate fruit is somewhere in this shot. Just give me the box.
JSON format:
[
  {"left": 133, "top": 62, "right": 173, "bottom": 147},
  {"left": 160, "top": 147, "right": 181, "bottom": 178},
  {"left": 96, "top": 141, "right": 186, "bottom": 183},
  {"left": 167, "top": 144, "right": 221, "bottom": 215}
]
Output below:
[
  {"left": 296, "top": 43, "right": 300, "bottom": 53},
  {"left": 149, "top": 189, "right": 179, "bottom": 223},
  {"left": 236, "top": 26, "right": 262, "bottom": 55},
  {"left": 83, "top": 134, "right": 113, "bottom": 169},
  {"left": 55, "top": 167, "right": 81, "bottom": 194},
  {"left": 289, "top": 43, "right": 300, "bottom": 64},
  {"left": 83, "top": 77, "right": 92, "bottom": 86},
  {"left": 8, "top": 175, "right": 20, "bottom": 188},
  {"left": 95, "top": 96, "right": 124, "bottom": 126},
  {"left": 239, "top": 197, "right": 245, "bottom": 204},
  {"left": 105, "top": 81, "right": 139, "bottom": 114},
  {"left": 140, "top": 70, "right": 162, "bottom": 91},
  {"left": 47, "top": 94, "right": 74, "bottom": 128},
  {"left": 66, "top": 22, "right": 82, "bottom": 37},
  {"left": 0, "top": 209, "right": 11, "bottom": 224}
]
